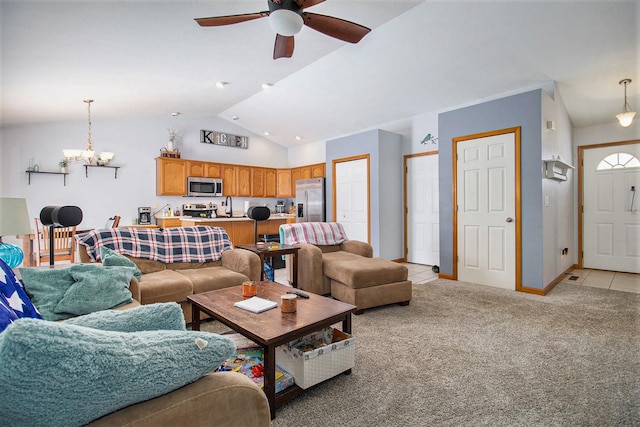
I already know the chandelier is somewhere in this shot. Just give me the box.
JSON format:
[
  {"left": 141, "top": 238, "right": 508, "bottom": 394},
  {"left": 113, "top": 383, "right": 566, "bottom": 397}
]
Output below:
[{"left": 63, "top": 99, "right": 115, "bottom": 165}]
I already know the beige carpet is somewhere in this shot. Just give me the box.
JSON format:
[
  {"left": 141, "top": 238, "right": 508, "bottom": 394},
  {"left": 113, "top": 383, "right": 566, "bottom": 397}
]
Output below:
[{"left": 201, "top": 279, "right": 640, "bottom": 426}]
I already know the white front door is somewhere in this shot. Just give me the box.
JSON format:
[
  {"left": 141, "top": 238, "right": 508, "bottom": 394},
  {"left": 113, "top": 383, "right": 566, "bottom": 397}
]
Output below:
[
  {"left": 335, "top": 157, "right": 369, "bottom": 242},
  {"left": 456, "top": 131, "right": 516, "bottom": 290},
  {"left": 406, "top": 153, "right": 439, "bottom": 265},
  {"left": 583, "top": 144, "right": 640, "bottom": 273}
]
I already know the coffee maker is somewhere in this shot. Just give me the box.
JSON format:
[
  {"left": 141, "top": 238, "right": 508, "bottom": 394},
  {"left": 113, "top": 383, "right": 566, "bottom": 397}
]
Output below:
[{"left": 138, "top": 207, "right": 151, "bottom": 224}]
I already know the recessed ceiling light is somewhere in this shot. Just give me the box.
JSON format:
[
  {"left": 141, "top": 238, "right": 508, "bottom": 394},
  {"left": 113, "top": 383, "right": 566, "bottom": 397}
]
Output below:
[
  {"left": 232, "top": 115, "right": 239, "bottom": 120},
  {"left": 170, "top": 112, "right": 181, "bottom": 116},
  {"left": 261, "top": 83, "right": 273, "bottom": 89},
  {"left": 295, "top": 136, "right": 301, "bottom": 141},
  {"left": 263, "top": 131, "right": 270, "bottom": 136},
  {"left": 215, "top": 82, "right": 228, "bottom": 89}
]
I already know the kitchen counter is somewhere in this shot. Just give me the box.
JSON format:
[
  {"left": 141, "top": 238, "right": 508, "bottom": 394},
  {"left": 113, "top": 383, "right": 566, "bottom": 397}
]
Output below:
[{"left": 155, "top": 215, "right": 296, "bottom": 246}]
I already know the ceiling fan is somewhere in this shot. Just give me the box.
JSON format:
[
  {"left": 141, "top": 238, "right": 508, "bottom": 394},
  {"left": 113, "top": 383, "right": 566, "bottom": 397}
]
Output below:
[{"left": 195, "top": 0, "right": 371, "bottom": 59}]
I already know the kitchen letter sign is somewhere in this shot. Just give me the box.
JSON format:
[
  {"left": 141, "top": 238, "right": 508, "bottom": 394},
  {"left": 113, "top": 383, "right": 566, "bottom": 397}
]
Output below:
[{"left": 200, "top": 130, "right": 249, "bottom": 149}]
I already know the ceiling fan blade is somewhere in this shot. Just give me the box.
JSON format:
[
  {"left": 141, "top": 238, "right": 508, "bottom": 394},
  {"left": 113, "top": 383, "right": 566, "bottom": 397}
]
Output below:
[
  {"left": 195, "top": 12, "right": 268, "bottom": 27},
  {"left": 274, "top": 34, "right": 295, "bottom": 59},
  {"left": 295, "top": 0, "right": 325, "bottom": 8},
  {"left": 302, "top": 12, "right": 370, "bottom": 43}
]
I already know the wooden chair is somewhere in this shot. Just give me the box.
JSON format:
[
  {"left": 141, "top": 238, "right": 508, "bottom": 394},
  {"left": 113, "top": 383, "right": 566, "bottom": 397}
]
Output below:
[
  {"left": 105, "top": 215, "right": 121, "bottom": 228},
  {"left": 34, "top": 218, "right": 77, "bottom": 266}
]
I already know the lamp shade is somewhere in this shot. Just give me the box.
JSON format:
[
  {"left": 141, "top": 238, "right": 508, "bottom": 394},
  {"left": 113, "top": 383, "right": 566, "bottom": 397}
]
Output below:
[
  {"left": 616, "top": 111, "right": 636, "bottom": 127},
  {"left": 0, "top": 198, "right": 32, "bottom": 236},
  {"left": 0, "top": 198, "right": 32, "bottom": 268},
  {"left": 269, "top": 9, "right": 303, "bottom": 36}
]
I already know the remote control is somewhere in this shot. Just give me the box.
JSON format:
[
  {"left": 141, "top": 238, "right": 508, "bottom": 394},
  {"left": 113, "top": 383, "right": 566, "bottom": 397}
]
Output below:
[{"left": 287, "top": 291, "right": 310, "bottom": 299}]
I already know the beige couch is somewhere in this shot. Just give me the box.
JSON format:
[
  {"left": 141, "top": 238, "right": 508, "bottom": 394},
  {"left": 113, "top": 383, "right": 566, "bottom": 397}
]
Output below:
[
  {"left": 291, "top": 240, "right": 412, "bottom": 314},
  {"left": 78, "top": 245, "right": 261, "bottom": 323},
  {"left": 88, "top": 371, "right": 270, "bottom": 427}
]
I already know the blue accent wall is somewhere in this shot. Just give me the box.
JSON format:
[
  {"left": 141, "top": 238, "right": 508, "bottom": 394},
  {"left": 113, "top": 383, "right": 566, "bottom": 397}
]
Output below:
[{"left": 438, "top": 90, "right": 544, "bottom": 288}]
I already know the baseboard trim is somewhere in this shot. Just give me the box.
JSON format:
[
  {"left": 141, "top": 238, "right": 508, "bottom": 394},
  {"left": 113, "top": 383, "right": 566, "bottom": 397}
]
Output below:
[
  {"left": 438, "top": 273, "right": 455, "bottom": 280},
  {"left": 520, "top": 264, "right": 577, "bottom": 296}
]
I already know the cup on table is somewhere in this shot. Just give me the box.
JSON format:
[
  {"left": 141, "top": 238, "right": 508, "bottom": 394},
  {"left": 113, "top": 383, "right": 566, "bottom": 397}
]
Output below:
[{"left": 242, "top": 281, "right": 257, "bottom": 297}]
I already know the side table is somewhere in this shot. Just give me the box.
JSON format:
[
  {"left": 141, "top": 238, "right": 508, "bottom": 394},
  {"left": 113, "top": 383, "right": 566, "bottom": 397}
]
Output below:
[{"left": 236, "top": 243, "right": 300, "bottom": 288}]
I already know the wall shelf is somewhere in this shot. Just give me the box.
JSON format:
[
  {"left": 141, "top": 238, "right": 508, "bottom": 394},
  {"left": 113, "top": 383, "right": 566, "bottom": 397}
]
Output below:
[
  {"left": 84, "top": 164, "right": 120, "bottom": 179},
  {"left": 544, "top": 158, "right": 574, "bottom": 181},
  {"left": 26, "top": 170, "right": 68, "bottom": 186}
]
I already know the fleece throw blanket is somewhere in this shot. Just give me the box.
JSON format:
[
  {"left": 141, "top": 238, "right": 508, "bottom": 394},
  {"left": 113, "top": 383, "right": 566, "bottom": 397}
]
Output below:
[
  {"left": 279, "top": 222, "right": 348, "bottom": 246},
  {"left": 75, "top": 226, "right": 232, "bottom": 263}
]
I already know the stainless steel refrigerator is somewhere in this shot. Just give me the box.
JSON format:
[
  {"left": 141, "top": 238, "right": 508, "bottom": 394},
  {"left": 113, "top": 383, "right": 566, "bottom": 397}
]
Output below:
[{"left": 296, "top": 178, "right": 325, "bottom": 222}]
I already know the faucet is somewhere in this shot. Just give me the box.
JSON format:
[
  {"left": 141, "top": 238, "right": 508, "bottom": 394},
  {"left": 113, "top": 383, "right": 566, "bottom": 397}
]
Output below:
[{"left": 225, "top": 196, "right": 232, "bottom": 217}]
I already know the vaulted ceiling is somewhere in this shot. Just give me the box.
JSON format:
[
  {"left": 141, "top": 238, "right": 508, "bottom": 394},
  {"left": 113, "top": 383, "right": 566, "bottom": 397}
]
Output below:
[{"left": 1, "top": 1, "right": 637, "bottom": 147}]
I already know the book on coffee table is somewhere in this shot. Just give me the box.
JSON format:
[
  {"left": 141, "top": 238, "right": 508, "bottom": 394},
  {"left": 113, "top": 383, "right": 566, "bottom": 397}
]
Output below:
[{"left": 234, "top": 296, "right": 278, "bottom": 313}]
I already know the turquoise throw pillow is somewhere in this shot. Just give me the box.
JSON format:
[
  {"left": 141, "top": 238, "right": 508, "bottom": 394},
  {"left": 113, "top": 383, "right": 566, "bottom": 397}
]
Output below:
[
  {"left": 19, "top": 266, "right": 75, "bottom": 321},
  {"left": 54, "top": 265, "right": 134, "bottom": 315},
  {"left": 100, "top": 246, "right": 142, "bottom": 280},
  {"left": 0, "top": 318, "right": 236, "bottom": 427},
  {"left": 65, "top": 302, "right": 186, "bottom": 332}
]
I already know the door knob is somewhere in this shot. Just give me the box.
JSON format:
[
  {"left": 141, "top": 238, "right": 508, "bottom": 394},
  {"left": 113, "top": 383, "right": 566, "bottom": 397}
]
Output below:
[{"left": 506, "top": 217, "right": 513, "bottom": 223}]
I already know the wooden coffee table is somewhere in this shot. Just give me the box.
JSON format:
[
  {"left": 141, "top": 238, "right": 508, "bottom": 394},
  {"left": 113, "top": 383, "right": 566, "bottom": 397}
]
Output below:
[{"left": 188, "top": 281, "right": 357, "bottom": 420}]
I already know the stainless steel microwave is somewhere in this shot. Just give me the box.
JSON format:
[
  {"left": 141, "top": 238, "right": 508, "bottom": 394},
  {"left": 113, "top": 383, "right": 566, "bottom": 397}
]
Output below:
[{"left": 187, "top": 177, "right": 223, "bottom": 197}]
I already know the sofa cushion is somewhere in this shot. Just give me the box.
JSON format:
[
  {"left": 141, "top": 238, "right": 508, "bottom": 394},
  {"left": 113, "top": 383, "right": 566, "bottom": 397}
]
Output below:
[
  {"left": 176, "top": 267, "right": 249, "bottom": 294},
  {"left": 101, "top": 246, "right": 142, "bottom": 280},
  {"left": 64, "top": 302, "right": 185, "bottom": 332},
  {"left": 19, "top": 266, "right": 76, "bottom": 321},
  {"left": 323, "top": 254, "right": 408, "bottom": 289},
  {"left": 126, "top": 255, "right": 166, "bottom": 274},
  {"left": 138, "top": 269, "right": 193, "bottom": 304},
  {"left": 0, "top": 318, "right": 235, "bottom": 427},
  {"left": 166, "top": 260, "right": 222, "bottom": 271},
  {"left": 54, "top": 265, "right": 135, "bottom": 316}
]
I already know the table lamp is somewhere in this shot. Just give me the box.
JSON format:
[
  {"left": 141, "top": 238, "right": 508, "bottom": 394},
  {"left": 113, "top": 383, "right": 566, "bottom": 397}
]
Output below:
[{"left": 0, "top": 198, "right": 32, "bottom": 268}]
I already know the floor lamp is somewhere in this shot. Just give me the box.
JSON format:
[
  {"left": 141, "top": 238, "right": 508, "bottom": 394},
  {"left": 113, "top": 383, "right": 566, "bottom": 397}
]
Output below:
[{"left": 0, "top": 198, "right": 32, "bottom": 268}]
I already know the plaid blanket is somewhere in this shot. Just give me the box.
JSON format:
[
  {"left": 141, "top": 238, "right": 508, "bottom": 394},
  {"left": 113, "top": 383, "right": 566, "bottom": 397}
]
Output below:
[
  {"left": 279, "top": 222, "right": 348, "bottom": 246},
  {"left": 75, "top": 226, "right": 233, "bottom": 263}
]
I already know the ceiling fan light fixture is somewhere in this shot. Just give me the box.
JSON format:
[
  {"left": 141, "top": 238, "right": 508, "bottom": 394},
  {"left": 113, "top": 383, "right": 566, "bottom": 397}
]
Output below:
[
  {"left": 269, "top": 9, "right": 303, "bottom": 36},
  {"left": 616, "top": 78, "right": 635, "bottom": 127}
]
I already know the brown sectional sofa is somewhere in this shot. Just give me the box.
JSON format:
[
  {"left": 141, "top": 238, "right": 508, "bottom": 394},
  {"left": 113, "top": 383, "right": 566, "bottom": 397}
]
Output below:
[
  {"left": 78, "top": 244, "right": 261, "bottom": 323},
  {"left": 291, "top": 240, "right": 412, "bottom": 314}
]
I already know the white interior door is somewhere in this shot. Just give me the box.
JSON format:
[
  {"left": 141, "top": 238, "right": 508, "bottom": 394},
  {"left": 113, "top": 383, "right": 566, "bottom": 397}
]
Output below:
[
  {"left": 456, "top": 132, "right": 516, "bottom": 290},
  {"left": 335, "top": 158, "right": 369, "bottom": 242},
  {"left": 583, "top": 144, "right": 640, "bottom": 273},
  {"left": 407, "top": 154, "right": 439, "bottom": 265}
]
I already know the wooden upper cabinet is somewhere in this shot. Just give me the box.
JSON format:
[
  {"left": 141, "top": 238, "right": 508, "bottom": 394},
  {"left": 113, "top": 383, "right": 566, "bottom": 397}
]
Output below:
[
  {"left": 299, "top": 166, "right": 312, "bottom": 180},
  {"left": 222, "top": 164, "right": 237, "bottom": 196},
  {"left": 277, "top": 169, "right": 293, "bottom": 198},
  {"left": 251, "top": 167, "right": 266, "bottom": 197},
  {"left": 291, "top": 168, "right": 301, "bottom": 195},
  {"left": 204, "top": 162, "right": 222, "bottom": 178},
  {"left": 265, "top": 168, "right": 277, "bottom": 198},
  {"left": 156, "top": 157, "right": 187, "bottom": 196},
  {"left": 236, "top": 165, "right": 251, "bottom": 197},
  {"left": 311, "top": 163, "right": 326, "bottom": 178},
  {"left": 186, "top": 161, "right": 205, "bottom": 177}
]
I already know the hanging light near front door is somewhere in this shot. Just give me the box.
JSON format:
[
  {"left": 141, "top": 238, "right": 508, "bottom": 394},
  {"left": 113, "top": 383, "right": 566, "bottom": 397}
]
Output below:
[{"left": 616, "top": 79, "right": 636, "bottom": 127}]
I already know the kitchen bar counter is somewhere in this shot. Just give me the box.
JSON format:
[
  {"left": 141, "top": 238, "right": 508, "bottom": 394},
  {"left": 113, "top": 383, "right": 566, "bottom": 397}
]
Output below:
[{"left": 156, "top": 215, "right": 295, "bottom": 246}]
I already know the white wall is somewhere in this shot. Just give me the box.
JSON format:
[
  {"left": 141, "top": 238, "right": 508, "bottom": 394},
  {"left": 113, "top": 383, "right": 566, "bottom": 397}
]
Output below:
[
  {"left": 541, "top": 88, "right": 575, "bottom": 286},
  {"left": 574, "top": 121, "right": 640, "bottom": 147},
  {"left": 0, "top": 113, "right": 289, "bottom": 231}
]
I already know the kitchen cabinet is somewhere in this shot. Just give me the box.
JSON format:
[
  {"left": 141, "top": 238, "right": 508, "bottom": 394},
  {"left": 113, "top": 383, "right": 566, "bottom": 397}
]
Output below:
[
  {"left": 311, "top": 163, "right": 325, "bottom": 178},
  {"left": 251, "top": 167, "right": 266, "bottom": 197},
  {"left": 291, "top": 168, "right": 301, "bottom": 195},
  {"left": 204, "top": 162, "right": 222, "bottom": 178},
  {"left": 187, "top": 161, "right": 221, "bottom": 178},
  {"left": 277, "top": 169, "right": 293, "bottom": 198},
  {"left": 178, "top": 218, "right": 288, "bottom": 246},
  {"left": 187, "top": 161, "right": 205, "bottom": 177},
  {"left": 156, "top": 217, "right": 182, "bottom": 229},
  {"left": 265, "top": 168, "right": 277, "bottom": 198},
  {"left": 236, "top": 165, "right": 251, "bottom": 197},
  {"left": 222, "top": 164, "right": 237, "bottom": 196},
  {"left": 299, "top": 166, "right": 312, "bottom": 180},
  {"left": 156, "top": 157, "right": 186, "bottom": 196}
]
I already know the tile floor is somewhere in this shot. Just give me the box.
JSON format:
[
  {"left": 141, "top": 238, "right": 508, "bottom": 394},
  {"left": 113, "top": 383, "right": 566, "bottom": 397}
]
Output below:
[
  {"left": 561, "top": 268, "right": 640, "bottom": 294},
  {"left": 276, "top": 264, "right": 640, "bottom": 294}
]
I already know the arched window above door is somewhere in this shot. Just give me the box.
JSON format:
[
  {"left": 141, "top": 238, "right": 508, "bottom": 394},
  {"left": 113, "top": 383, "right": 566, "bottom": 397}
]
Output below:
[{"left": 596, "top": 152, "right": 640, "bottom": 170}]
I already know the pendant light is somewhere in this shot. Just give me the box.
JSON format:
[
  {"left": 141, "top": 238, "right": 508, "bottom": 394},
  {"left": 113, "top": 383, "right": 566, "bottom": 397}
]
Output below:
[
  {"left": 63, "top": 99, "right": 115, "bottom": 165},
  {"left": 616, "top": 79, "right": 636, "bottom": 127}
]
